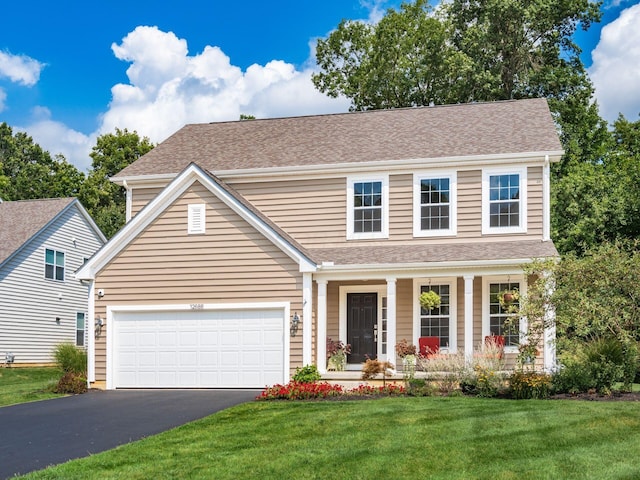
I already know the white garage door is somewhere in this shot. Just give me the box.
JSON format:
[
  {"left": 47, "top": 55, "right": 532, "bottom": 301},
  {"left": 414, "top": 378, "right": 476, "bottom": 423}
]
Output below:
[{"left": 112, "top": 308, "right": 285, "bottom": 388}]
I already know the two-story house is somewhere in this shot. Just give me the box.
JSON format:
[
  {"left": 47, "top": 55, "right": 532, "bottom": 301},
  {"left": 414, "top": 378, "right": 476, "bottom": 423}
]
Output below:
[
  {"left": 77, "top": 98, "right": 563, "bottom": 389},
  {"left": 0, "top": 198, "right": 106, "bottom": 365}
]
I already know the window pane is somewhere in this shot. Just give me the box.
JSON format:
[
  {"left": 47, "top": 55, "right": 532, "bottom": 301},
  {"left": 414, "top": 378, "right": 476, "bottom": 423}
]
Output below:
[
  {"left": 76, "top": 313, "right": 85, "bottom": 329},
  {"left": 55, "top": 251, "right": 64, "bottom": 266},
  {"left": 45, "top": 249, "right": 54, "bottom": 264},
  {"left": 45, "top": 264, "right": 54, "bottom": 279}
]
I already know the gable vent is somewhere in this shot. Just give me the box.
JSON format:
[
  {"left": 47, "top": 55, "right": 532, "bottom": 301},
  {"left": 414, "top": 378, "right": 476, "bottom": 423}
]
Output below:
[{"left": 188, "top": 204, "right": 206, "bottom": 234}]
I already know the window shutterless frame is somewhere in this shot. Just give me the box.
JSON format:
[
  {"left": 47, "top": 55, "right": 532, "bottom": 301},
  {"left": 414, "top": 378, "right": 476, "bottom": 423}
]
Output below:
[
  {"left": 482, "top": 167, "right": 527, "bottom": 235},
  {"left": 346, "top": 175, "right": 389, "bottom": 240},
  {"left": 413, "top": 171, "right": 457, "bottom": 237},
  {"left": 44, "top": 248, "right": 65, "bottom": 281}
]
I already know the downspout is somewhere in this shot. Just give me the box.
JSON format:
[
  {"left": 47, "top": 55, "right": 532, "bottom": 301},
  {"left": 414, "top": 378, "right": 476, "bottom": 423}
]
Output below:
[{"left": 542, "top": 155, "right": 551, "bottom": 241}]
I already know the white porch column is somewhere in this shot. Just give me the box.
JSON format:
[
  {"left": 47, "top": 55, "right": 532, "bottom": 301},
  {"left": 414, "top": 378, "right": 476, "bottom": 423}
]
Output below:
[
  {"left": 386, "top": 277, "right": 397, "bottom": 368},
  {"left": 543, "top": 270, "right": 556, "bottom": 372},
  {"left": 464, "top": 275, "right": 475, "bottom": 360},
  {"left": 87, "top": 281, "right": 96, "bottom": 384},
  {"left": 316, "top": 280, "right": 328, "bottom": 373},
  {"left": 302, "top": 273, "right": 313, "bottom": 366},
  {"left": 543, "top": 155, "right": 551, "bottom": 241}
]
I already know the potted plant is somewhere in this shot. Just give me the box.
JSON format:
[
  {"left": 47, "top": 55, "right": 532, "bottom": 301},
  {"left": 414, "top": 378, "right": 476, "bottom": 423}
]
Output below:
[
  {"left": 326, "top": 337, "right": 351, "bottom": 371},
  {"left": 419, "top": 290, "right": 441, "bottom": 311},
  {"left": 395, "top": 339, "right": 418, "bottom": 378}
]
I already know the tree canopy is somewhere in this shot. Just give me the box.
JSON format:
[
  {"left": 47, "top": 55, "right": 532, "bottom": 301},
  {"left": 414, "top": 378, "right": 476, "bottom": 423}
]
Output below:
[
  {"left": 78, "top": 128, "right": 154, "bottom": 238},
  {"left": 0, "top": 123, "right": 84, "bottom": 201}
]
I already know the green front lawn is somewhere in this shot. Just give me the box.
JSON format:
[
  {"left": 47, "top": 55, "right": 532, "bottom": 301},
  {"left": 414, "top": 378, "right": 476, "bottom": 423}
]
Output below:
[
  {"left": 0, "top": 367, "right": 63, "bottom": 407},
  {"left": 20, "top": 396, "right": 640, "bottom": 479}
]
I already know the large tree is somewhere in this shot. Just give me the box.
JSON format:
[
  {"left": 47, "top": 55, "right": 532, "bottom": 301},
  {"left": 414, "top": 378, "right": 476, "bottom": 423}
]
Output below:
[
  {"left": 314, "top": 0, "right": 601, "bottom": 108},
  {"left": 0, "top": 122, "right": 84, "bottom": 201},
  {"left": 79, "top": 128, "right": 154, "bottom": 238}
]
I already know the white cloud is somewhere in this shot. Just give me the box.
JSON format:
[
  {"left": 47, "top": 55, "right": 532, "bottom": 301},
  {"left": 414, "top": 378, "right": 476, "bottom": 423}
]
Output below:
[
  {"left": 97, "top": 26, "right": 350, "bottom": 145},
  {"left": 0, "top": 88, "right": 6, "bottom": 112},
  {"left": 589, "top": 3, "right": 640, "bottom": 123},
  {"left": 19, "top": 107, "right": 94, "bottom": 172},
  {"left": 0, "top": 50, "right": 45, "bottom": 86}
]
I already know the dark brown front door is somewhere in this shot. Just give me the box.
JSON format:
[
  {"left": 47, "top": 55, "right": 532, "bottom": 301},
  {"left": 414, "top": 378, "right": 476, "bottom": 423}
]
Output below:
[{"left": 347, "top": 293, "right": 377, "bottom": 364}]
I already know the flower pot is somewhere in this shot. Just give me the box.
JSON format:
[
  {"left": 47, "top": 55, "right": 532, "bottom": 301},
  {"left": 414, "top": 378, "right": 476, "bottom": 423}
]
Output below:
[{"left": 327, "top": 352, "right": 346, "bottom": 371}]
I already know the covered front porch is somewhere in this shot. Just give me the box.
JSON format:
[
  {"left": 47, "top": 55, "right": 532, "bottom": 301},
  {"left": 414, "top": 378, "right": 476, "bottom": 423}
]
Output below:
[{"left": 297, "top": 266, "right": 556, "bottom": 375}]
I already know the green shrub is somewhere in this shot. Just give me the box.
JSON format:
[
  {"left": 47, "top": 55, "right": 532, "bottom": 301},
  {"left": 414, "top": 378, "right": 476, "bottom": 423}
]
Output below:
[
  {"left": 53, "top": 343, "right": 87, "bottom": 375},
  {"left": 292, "top": 365, "right": 321, "bottom": 383},
  {"left": 54, "top": 372, "right": 88, "bottom": 394},
  {"left": 509, "top": 371, "right": 552, "bottom": 399},
  {"left": 405, "top": 378, "right": 435, "bottom": 397},
  {"left": 553, "top": 337, "right": 638, "bottom": 394}
]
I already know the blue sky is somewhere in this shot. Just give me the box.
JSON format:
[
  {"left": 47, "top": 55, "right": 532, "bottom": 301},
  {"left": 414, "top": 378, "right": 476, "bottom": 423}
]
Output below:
[{"left": 1, "top": 1, "right": 639, "bottom": 171}]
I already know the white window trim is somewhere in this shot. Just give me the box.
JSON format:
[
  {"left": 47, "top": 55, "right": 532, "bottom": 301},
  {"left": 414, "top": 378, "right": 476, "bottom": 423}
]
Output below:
[
  {"left": 413, "top": 170, "right": 457, "bottom": 237},
  {"left": 346, "top": 175, "right": 389, "bottom": 240},
  {"left": 481, "top": 275, "right": 527, "bottom": 354},
  {"left": 412, "top": 278, "right": 458, "bottom": 353},
  {"left": 44, "top": 247, "right": 65, "bottom": 282},
  {"left": 482, "top": 167, "right": 527, "bottom": 235},
  {"left": 188, "top": 203, "right": 206, "bottom": 234}
]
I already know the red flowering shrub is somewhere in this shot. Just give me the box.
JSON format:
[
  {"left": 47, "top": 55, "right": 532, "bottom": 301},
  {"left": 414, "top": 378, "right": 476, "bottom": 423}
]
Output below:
[
  {"left": 256, "top": 381, "right": 405, "bottom": 400},
  {"left": 256, "top": 381, "right": 344, "bottom": 400}
]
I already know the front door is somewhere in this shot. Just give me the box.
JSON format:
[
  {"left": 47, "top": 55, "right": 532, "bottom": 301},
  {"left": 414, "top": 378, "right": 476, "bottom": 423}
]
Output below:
[{"left": 347, "top": 292, "right": 377, "bottom": 364}]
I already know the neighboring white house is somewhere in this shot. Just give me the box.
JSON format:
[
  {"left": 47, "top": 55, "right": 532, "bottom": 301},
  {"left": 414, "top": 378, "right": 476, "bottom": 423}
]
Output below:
[{"left": 0, "top": 198, "right": 106, "bottom": 366}]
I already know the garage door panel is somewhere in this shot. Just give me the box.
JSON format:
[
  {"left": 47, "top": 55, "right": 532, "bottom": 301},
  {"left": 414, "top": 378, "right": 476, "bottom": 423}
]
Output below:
[{"left": 113, "top": 308, "right": 285, "bottom": 388}]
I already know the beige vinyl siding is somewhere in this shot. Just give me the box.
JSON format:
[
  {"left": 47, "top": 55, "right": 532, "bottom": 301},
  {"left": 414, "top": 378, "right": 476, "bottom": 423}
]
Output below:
[
  {"left": 0, "top": 206, "right": 104, "bottom": 364},
  {"left": 527, "top": 166, "right": 543, "bottom": 237},
  {"left": 131, "top": 186, "right": 164, "bottom": 218},
  {"left": 389, "top": 175, "right": 413, "bottom": 240},
  {"left": 93, "top": 181, "right": 303, "bottom": 382},
  {"left": 458, "top": 170, "right": 482, "bottom": 238},
  {"left": 234, "top": 178, "right": 347, "bottom": 247}
]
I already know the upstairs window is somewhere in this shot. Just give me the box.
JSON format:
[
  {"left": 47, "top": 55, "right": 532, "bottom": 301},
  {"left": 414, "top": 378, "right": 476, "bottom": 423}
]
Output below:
[
  {"left": 347, "top": 176, "right": 388, "bottom": 240},
  {"left": 482, "top": 167, "right": 527, "bottom": 234},
  {"left": 45, "top": 248, "right": 65, "bottom": 281},
  {"left": 413, "top": 172, "right": 457, "bottom": 237}
]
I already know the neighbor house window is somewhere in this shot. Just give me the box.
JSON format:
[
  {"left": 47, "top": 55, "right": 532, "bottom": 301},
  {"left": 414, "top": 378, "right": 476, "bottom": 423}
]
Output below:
[
  {"left": 45, "top": 248, "right": 65, "bottom": 281},
  {"left": 420, "top": 285, "right": 451, "bottom": 348},
  {"left": 347, "top": 176, "right": 389, "bottom": 240},
  {"left": 188, "top": 204, "right": 206, "bottom": 234},
  {"left": 413, "top": 172, "right": 457, "bottom": 237},
  {"left": 487, "top": 281, "right": 521, "bottom": 348},
  {"left": 76, "top": 312, "right": 85, "bottom": 347},
  {"left": 482, "top": 168, "right": 527, "bottom": 234}
]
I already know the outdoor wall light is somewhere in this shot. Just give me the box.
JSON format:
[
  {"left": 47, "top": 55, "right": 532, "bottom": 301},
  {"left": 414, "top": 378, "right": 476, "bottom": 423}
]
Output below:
[
  {"left": 290, "top": 312, "right": 300, "bottom": 337},
  {"left": 95, "top": 316, "right": 104, "bottom": 338},
  {"left": 5, "top": 352, "right": 15, "bottom": 366}
]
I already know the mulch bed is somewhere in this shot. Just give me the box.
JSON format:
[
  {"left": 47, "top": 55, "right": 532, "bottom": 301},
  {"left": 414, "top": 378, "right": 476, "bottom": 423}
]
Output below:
[{"left": 549, "top": 391, "right": 640, "bottom": 401}]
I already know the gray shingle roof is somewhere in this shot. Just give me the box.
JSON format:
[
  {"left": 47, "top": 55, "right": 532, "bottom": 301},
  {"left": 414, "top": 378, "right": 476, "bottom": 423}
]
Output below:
[
  {"left": 309, "top": 240, "right": 558, "bottom": 267},
  {"left": 115, "top": 98, "right": 562, "bottom": 178},
  {"left": 0, "top": 198, "right": 76, "bottom": 265}
]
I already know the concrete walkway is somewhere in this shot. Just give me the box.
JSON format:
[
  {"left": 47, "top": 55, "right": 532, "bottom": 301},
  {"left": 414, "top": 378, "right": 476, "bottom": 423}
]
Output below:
[{"left": 0, "top": 389, "right": 257, "bottom": 479}]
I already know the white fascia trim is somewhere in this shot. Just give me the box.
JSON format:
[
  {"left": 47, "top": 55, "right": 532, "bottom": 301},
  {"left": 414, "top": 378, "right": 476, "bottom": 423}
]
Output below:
[
  {"left": 106, "top": 302, "right": 290, "bottom": 390},
  {"left": 413, "top": 170, "right": 457, "bottom": 238},
  {"left": 110, "top": 151, "right": 564, "bottom": 186},
  {"left": 77, "top": 164, "right": 315, "bottom": 280}
]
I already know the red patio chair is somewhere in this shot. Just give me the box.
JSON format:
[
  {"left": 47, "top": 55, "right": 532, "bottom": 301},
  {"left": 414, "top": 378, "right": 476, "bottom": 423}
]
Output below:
[{"left": 419, "top": 336, "right": 440, "bottom": 358}]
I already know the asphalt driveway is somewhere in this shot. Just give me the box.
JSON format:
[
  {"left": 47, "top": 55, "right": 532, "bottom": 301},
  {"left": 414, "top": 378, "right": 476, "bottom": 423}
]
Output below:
[{"left": 0, "top": 389, "right": 258, "bottom": 479}]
